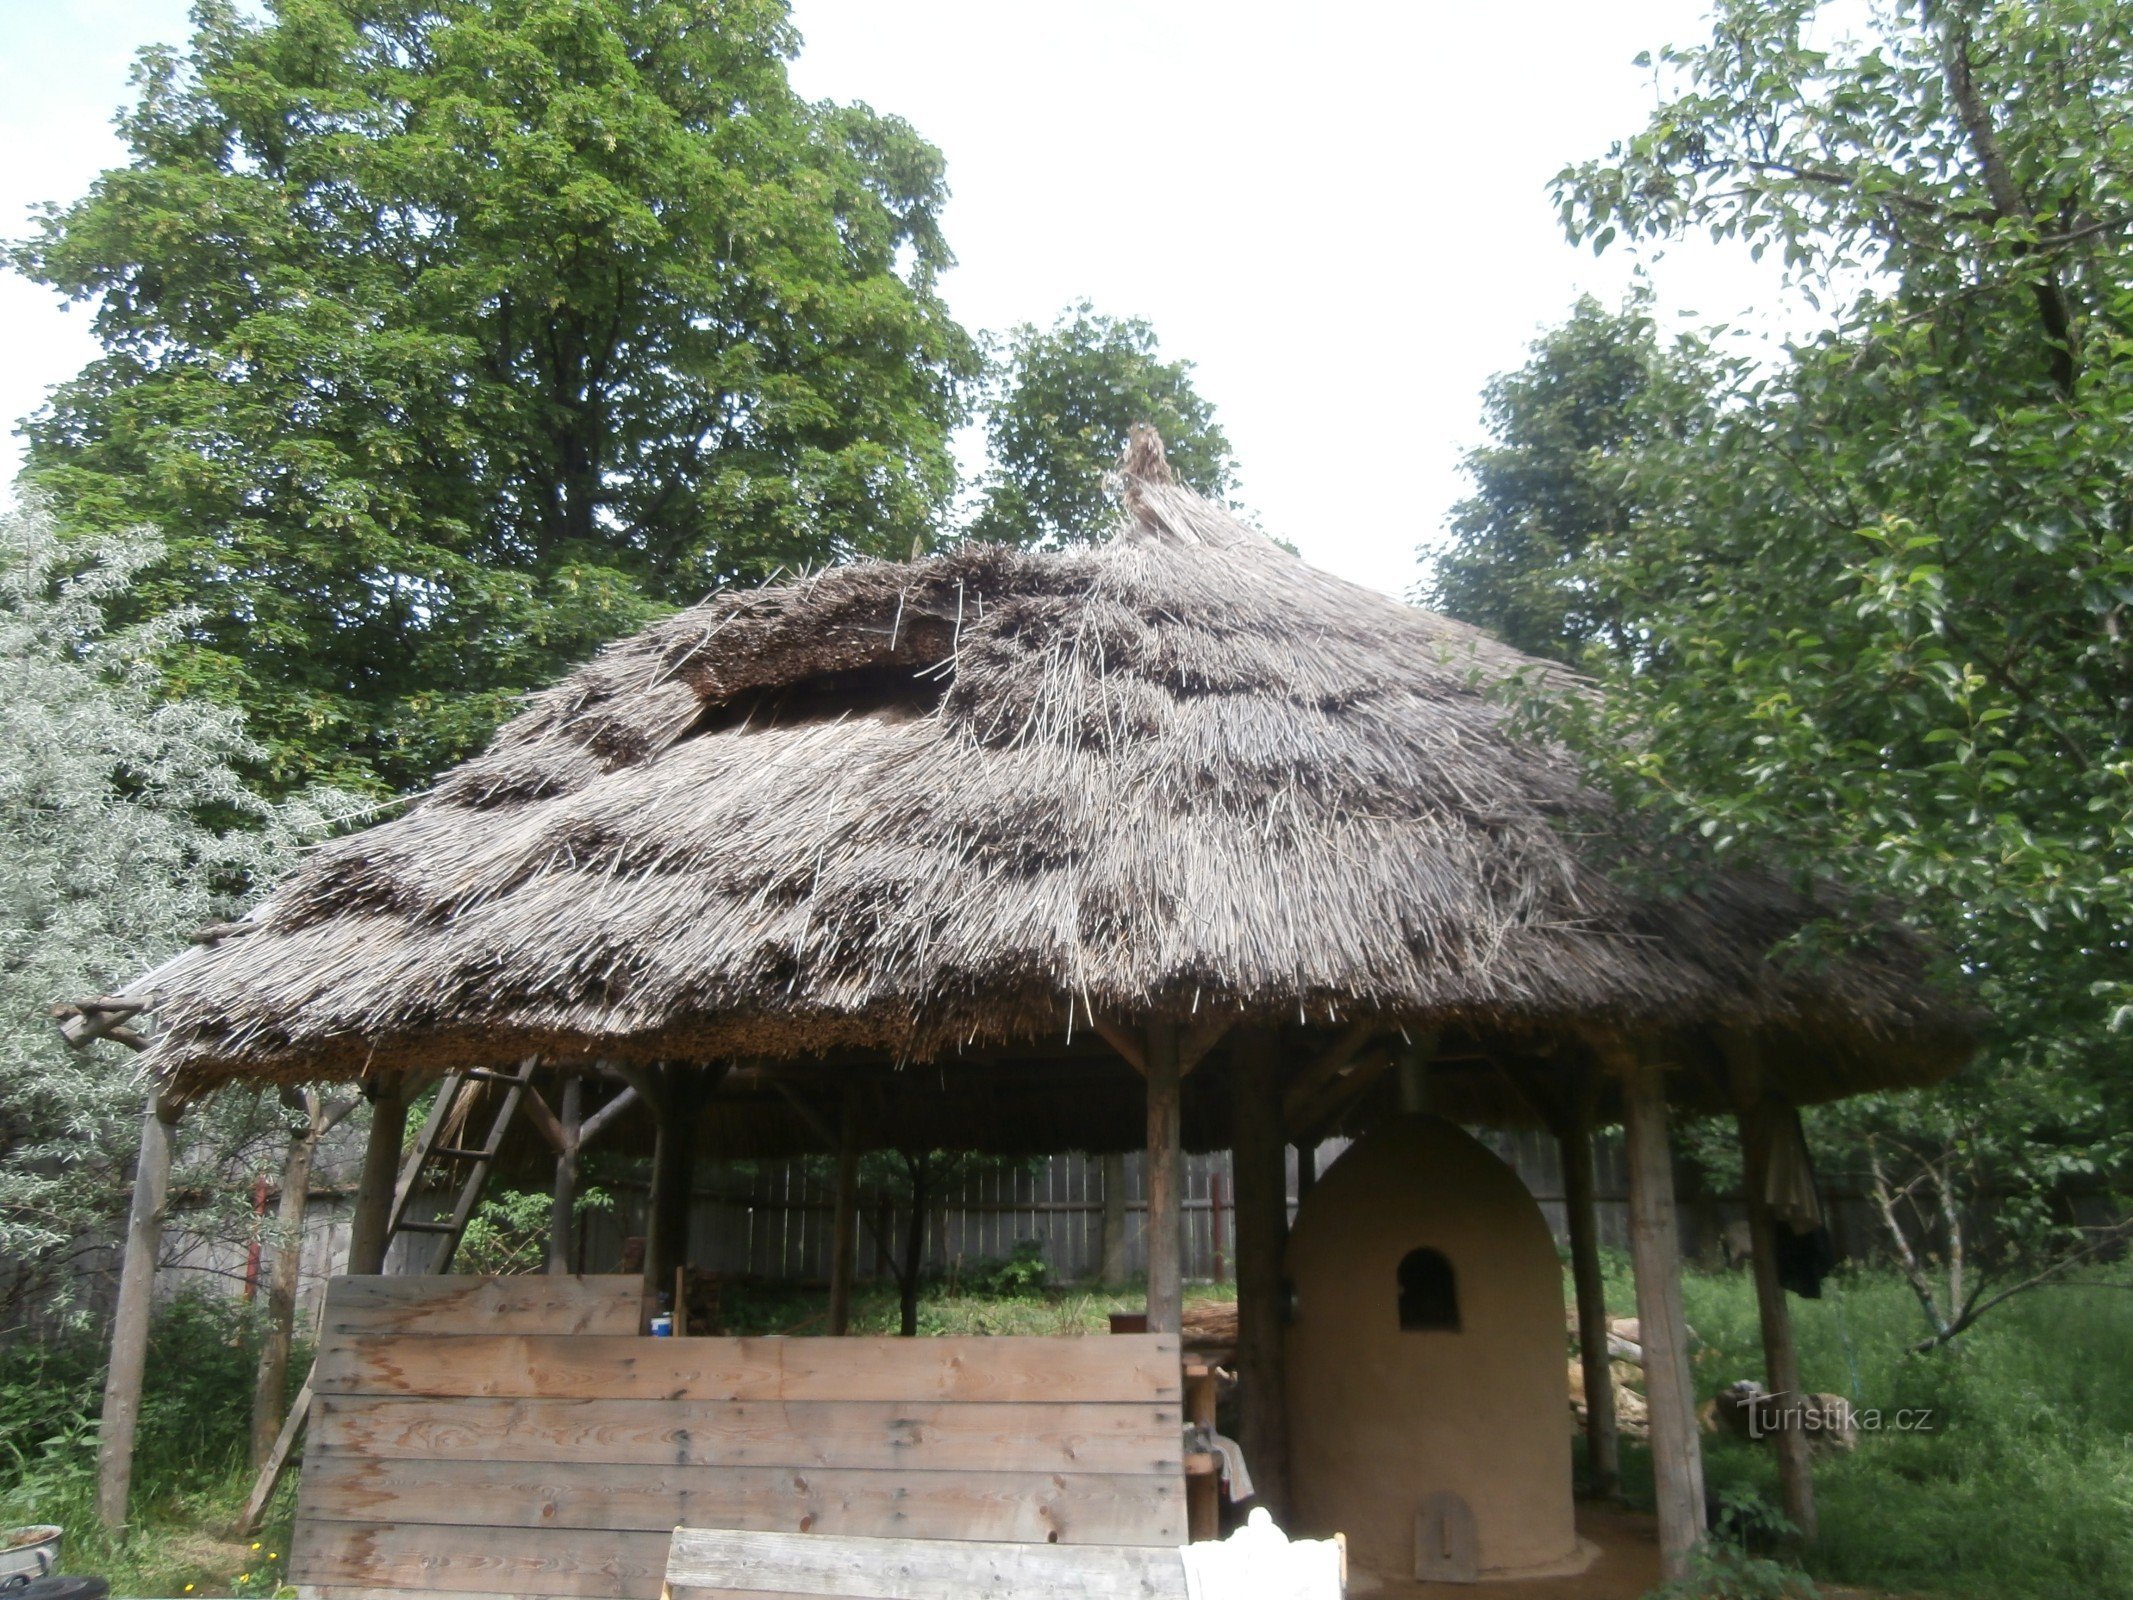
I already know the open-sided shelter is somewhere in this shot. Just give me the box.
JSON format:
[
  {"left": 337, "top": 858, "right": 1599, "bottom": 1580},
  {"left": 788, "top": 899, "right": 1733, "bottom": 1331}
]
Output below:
[{"left": 73, "top": 433, "right": 1973, "bottom": 1588}]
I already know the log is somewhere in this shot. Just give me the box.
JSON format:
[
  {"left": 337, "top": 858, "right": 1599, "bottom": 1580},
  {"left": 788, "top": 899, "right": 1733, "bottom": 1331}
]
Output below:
[
  {"left": 1616, "top": 1043, "right": 1706, "bottom": 1580},
  {"left": 1229, "top": 1028, "right": 1290, "bottom": 1519},
  {"left": 1560, "top": 1121, "right": 1620, "bottom": 1498},
  {"left": 548, "top": 1074, "right": 584, "bottom": 1277},
  {"left": 647, "top": 1066, "right": 713, "bottom": 1300},
  {"left": 829, "top": 1085, "right": 861, "bottom": 1335},
  {"left": 96, "top": 1091, "right": 183, "bottom": 1530},
  {"left": 1727, "top": 1035, "right": 1818, "bottom": 1541},
  {"left": 1097, "top": 1153, "right": 1129, "bottom": 1284},
  {"left": 346, "top": 1080, "right": 409, "bottom": 1276},
  {"left": 252, "top": 1092, "right": 320, "bottom": 1468},
  {"left": 1143, "top": 1024, "right": 1183, "bottom": 1336}
]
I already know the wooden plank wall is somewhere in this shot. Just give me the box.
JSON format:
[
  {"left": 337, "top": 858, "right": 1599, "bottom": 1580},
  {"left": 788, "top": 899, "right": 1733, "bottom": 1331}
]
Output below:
[{"left": 290, "top": 1276, "right": 1185, "bottom": 1600}]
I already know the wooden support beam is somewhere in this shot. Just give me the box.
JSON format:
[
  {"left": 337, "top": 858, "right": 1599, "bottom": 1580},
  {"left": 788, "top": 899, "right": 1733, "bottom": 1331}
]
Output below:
[
  {"left": 518, "top": 1082, "right": 568, "bottom": 1156},
  {"left": 578, "top": 1082, "right": 639, "bottom": 1148},
  {"left": 829, "top": 1085, "right": 863, "bottom": 1335},
  {"left": 1284, "top": 1045, "right": 1394, "bottom": 1144},
  {"left": 1726, "top": 1033, "right": 1818, "bottom": 1541},
  {"left": 97, "top": 1090, "right": 183, "bottom": 1531},
  {"left": 1097, "top": 1152, "right": 1129, "bottom": 1284},
  {"left": 547, "top": 1074, "right": 585, "bottom": 1277},
  {"left": 1144, "top": 1023, "right": 1184, "bottom": 1336},
  {"left": 1561, "top": 1119, "right": 1621, "bottom": 1498},
  {"left": 1230, "top": 1028, "right": 1291, "bottom": 1520},
  {"left": 1613, "top": 1040, "right": 1706, "bottom": 1581},
  {"left": 345, "top": 1078, "right": 409, "bottom": 1276},
  {"left": 646, "top": 1065, "right": 718, "bottom": 1300},
  {"left": 1279, "top": 1019, "right": 1380, "bottom": 1129},
  {"left": 1092, "top": 1016, "right": 1146, "bottom": 1075}
]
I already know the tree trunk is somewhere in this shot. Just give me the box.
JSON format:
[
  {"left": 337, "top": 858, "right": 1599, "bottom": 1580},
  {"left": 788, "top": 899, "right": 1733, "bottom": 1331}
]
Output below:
[
  {"left": 1097, "top": 1152, "right": 1129, "bottom": 1284},
  {"left": 1144, "top": 1023, "right": 1184, "bottom": 1336},
  {"left": 548, "top": 1074, "right": 584, "bottom": 1276},
  {"left": 828, "top": 1086, "right": 861, "bottom": 1335},
  {"left": 1728, "top": 1041, "right": 1818, "bottom": 1541},
  {"left": 251, "top": 1093, "right": 319, "bottom": 1470},
  {"left": 346, "top": 1080, "right": 409, "bottom": 1276},
  {"left": 1617, "top": 1044, "right": 1706, "bottom": 1582},
  {"left": 1561, "top": 1121, "right": 1620, "bottom": 1499},
  {"left": 899, "top": 1154, "right": 929, "bottom": 1337},
  {"left": 97, "top": 1092, "right": 182, "bottom": 1531},
  {"left": 1230, "top": 1029, "right": 1291, "bottom": 1519},
  {"left": 646, "top": 1066, "right": 708, "bottom": 1301}
]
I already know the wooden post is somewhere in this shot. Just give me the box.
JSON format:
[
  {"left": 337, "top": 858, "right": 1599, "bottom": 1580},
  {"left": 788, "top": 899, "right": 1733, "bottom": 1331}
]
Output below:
[
  {"left": 828, "top": 1084, "right": 862, "bottom": 1335},
  {"left": 548, "top": 1073, "right": 584, "bottom": 1276},
  {"left": 646, "top": 1065, "right": 707, "bottom": 1300},
  {"left": 1616, "top": 1042, "right": 1706, "bottom": 1581},
  {"left": 1144, "top": 1022, "right": 1184, "bottom": 1335},
  {"left": 1293, "top": 1140, "right": 1317, "bottom": 1202},
  {"left": 1230, "top": 1029, "right": 1291, "bottom": 1519},
  {"left": 251, "top": 1091, "right": 319, "bottom": 1469},
  {"left": 1560, "top": 1120, "right": 1620, "bottom": 1498},
  {"left": 96, "top": 1090, "right": 183, "bottom": 1531},
  {"left": 345, "top": 1078, "right": 409, "bottom": 1275},
  {"left": 1097, "top": 1152, "right": 1129, "bottom": 1283},
  {"left": 1727, "top": 1037, "right": 1818, "bottom": 1541}
]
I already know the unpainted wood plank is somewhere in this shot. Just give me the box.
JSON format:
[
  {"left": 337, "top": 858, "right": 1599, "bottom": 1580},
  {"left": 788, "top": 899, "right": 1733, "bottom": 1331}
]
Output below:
[
  {"left": 298, "top": 1456, "right": 1184, "bottom": 1546},
  {"left": 313, "top": 1333, "right": 1182, "bottom": 1404},
  {"left": 309, "top": 1395, "right": 1183, "bottom": 1476},
  {"left": 663, "top": 1527, "right": 1188, "bottom": 1600},
  {"left": 320, "top": 1276, "right": 644, "bottom": 1337},
  {"left": 291, "top": 1520, "right": 671, "bottom": 1599}
]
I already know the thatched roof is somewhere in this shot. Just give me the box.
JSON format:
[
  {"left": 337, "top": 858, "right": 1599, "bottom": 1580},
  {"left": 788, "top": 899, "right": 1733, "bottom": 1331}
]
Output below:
[{"left": 124, "top": 440, "right": 1972, "bottom": 1108}]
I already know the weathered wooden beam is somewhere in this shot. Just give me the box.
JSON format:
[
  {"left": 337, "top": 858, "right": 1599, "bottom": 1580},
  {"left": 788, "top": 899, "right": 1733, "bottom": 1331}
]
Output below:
[
  {"left": 1560, "top": 1117, "right": 1620, "bottom": 1498},
  {"left": 828, "top": 1085, "right": 863, "bottom": 1336},
  {"left": 1611, "top": 1038, "right": 1706, "bottom": 1580},
  {"left": 1725, "top": 1031, "right": 1818, "bottom": 1541},
  {"left": 646, "top": 1066, "right": 721, "bottom": 1299},
  {"left": 1279, "top": 1019, "right": 1380, "bottom": 1128},
  {"left": 1230, "top": 1028, "right": 1290, "bottom": 1520},
  {"left": 345, "top": 1077, "right": 410, "bottom": 1276},
  {"left": 1097, "top": 1152, "right": 1129, "bottom": 1284},
  {"left": 517, "top": 1082, "right": 568, "bottom": 1156},
  {"left": 1144, "top": 1023, "right": 1184, "bottom": 1336},
  {"left": 577, "top": 1082, "right": 639, "bottom": 1148},
  {"left": 97, "top": 1090, "right": 184, "bottom": 1530},
  {"left": 1284, "top": 1045, "right": 1394, "bottom": 1143},
  {"left": 547, "top": 1074, "right": 584, "bottom": 1278},
  {"left": 1092, "top": 1016, "right": 1146, "bottom": 1075}
]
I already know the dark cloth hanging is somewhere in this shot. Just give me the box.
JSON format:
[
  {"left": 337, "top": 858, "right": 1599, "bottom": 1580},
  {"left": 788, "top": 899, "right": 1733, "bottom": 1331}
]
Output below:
[{"left": 1750, "top": 1095, "right": 1840, "bottom": 1298}]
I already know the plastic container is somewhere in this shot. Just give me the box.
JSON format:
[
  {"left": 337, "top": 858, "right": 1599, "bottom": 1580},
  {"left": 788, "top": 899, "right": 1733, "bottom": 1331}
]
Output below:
[{"left": 0, "top": 1527, "right": 61, "bottom": 1590}]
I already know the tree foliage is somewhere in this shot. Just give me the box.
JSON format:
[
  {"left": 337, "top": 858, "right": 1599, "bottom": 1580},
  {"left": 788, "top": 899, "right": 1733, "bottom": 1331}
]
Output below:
[
  {"left": 13, "top": 0, "right": 976, "bottom": 792},
  {"left": 0, "top": 498, "right": 342, "bottom": 1318},
  {"left": 1439, "top": 0, "right": 2133, "bottom": 1326},
  {"left": 1426, "top": 294, "right": 1710, "bottom": 662},
  {"left": 970, "top": 302, "right": 1237, "bottom": 547}
]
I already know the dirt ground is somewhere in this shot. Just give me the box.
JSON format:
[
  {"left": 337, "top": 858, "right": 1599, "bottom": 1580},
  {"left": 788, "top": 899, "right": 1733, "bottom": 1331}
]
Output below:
[{"left": 1345, "top": 1502, "right": 1902, "bottom": 1600}]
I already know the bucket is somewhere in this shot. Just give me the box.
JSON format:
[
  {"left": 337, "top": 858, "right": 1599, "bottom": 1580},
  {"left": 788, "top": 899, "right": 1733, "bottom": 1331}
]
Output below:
[{"left": 0, "top": 1527, "right": 61, "bottom": 1590}]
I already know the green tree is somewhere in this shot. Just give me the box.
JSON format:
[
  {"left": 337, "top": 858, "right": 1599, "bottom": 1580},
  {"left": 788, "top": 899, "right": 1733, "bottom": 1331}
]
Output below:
[
  {"left": 1440, "top": 0, "right": 2133, "bottom": 1338},
  {"left": 14, "top": 0, "right": 976, "bottom": 792},
  {"left": 1426, "top": 293, "right": 1709, "bottom": 662},
  {"left": 0, "top": 497, "right": 343, "bottom": 1320},
  {"left": 969, "top": 302, "right": 1237, "bottom": 547}
]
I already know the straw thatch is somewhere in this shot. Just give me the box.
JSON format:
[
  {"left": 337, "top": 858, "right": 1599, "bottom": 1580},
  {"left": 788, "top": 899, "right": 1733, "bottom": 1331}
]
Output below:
[{"left": 126, "top": 439, "right": 1971, "bottom": 1105}]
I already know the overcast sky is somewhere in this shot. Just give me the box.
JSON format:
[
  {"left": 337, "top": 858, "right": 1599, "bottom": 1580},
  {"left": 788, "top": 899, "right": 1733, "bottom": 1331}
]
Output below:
[{"left": 0, "top": 1, "right": 1836, "bottom": 598}]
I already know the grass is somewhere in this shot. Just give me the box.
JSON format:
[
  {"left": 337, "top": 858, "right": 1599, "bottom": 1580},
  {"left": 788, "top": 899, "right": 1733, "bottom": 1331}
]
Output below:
[
  {"left": 0, "top": 1291, "right": 299, "bottom": 1599},
  {"left": 1588, "top": 1254, "right": 2133, "bottom": 1599},
  {"left": 6, "top": 1265, "right": 2126, "bottom": 1599}
]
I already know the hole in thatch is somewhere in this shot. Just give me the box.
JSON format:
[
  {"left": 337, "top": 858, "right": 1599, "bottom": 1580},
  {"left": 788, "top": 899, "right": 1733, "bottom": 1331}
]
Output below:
[{"left": 682, "top": 664, "right": 948, "bottom": 742}]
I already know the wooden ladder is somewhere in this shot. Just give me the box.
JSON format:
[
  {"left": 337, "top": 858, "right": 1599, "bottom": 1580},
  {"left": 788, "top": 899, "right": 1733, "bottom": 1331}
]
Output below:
[{"left": 235, "top": 1058, "right": 540, "bottom": 1534}]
